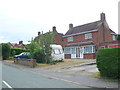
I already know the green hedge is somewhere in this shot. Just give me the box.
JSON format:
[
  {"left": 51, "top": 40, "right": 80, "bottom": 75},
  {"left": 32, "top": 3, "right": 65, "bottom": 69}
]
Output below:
[
  {"left": 1, "top": 43, "right": 11, "bottom": 60},
  {"left": 10, "top": 48, "right": 30, "bottom": 56},
  {"left": 96, "top": 48, "right": 120, "bottom": 79}
]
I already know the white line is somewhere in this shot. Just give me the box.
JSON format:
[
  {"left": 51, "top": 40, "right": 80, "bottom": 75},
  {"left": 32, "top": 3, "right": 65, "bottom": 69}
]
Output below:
[{"left": 2, "top": 80, "right": 12, "bottom": 88}]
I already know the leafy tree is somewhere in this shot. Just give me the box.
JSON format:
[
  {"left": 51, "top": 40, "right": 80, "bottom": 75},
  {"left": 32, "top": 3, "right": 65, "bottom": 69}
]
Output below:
[
  {"left": 1, "top": 43, "right": 11, "bottom": 60},
  {"left": 117, "top": 34, "right": 120, "bottom": 41},
  {"left": 28, "top": 32, "right": 55, "bottom": 63},
  {"left": 39, "top": 32, "right": 55, "bottom": 63}
]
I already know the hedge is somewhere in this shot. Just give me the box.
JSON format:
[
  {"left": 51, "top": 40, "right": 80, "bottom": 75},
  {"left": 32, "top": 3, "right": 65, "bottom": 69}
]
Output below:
[
  {"left": 96, "top": 48, "right": 120, "bottom": 79},
  {"left": 1, "top": 43, "right": 11, "bottom": 60},
  {"left": 10, "top": 48, "right": 30, "bottom": 56}
]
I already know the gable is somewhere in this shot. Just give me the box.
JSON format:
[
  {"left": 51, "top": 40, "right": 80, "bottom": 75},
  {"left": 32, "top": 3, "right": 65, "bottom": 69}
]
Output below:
[{"left": 64, "top": 21, "right": 102, "bottom": 37}]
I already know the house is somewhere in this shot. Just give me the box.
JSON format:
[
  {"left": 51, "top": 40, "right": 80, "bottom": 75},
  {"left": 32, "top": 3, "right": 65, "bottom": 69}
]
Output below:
[
  {"left": 34, "top": 26, "right": 64, "bottom": 47},
  {"left": 62, "top": 13, "right": 118, "bottom": 59},
  {"left": 34, "top": 13, "right": 119, "bottom": 59},
  {"left": 9, "top": 41, "right": 27, "bottom": 49}
]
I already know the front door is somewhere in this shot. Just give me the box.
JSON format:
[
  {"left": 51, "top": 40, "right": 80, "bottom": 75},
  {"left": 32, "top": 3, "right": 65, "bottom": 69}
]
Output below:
[
  {"left": 76, "top": 48, "right": 80, "bottom": 58},
  {"left": 80, "top": 47, "right": 84, "bottom": 58},
  {"left": 71, "top": 48, "right": 76, "bottom": 58},
  {"left": 76, "top": 47, "right": 84, "bottom": 58}
]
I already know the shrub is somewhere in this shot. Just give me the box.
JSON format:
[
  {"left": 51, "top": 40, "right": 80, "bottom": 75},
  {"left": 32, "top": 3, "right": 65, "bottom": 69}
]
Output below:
[
  {"left": 32, "top": 47, "right": 45, "bottom": 63},
  {"left": 96, "top": 48, "right": 120, "bottom": 79},
  {"left": 1, "top": 43, "right": 11, "bottom": 60},
  {"left": 10, "top": 48, "right": 30, "bottom": 56}
]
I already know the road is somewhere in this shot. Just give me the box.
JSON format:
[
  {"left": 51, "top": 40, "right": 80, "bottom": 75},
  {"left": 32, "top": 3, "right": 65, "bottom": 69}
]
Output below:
[{"left": 2, "top": 61, "right": 88, "bottom": 88}]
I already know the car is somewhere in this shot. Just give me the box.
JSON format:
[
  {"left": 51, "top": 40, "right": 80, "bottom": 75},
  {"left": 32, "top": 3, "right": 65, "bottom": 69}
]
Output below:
[{"left": 14, "top": 52, "right": 30, "bottom": 59}]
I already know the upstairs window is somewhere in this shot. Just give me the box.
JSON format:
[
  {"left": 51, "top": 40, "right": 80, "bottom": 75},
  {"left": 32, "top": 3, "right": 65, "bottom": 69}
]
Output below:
[
  {"left": 85, "top": 33, "right": 92, "bottom": 39},
  {"left": 112, "top": 35, "right": 116, "bottom": 40},
  {"left": 67, "top": 36, "right": 73, "bottom": 42}
]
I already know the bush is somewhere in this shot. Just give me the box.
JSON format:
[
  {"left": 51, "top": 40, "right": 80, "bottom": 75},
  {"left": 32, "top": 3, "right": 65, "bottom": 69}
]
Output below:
[
  {"left": 96, "top": 48, "right": 120, "bottom": 79},
  {"left": 1, "top": 43, "right": 11, "bottom": 60},
  {"left": 32, "top": 48, "right": 45, "bottom": 63},
  {"left": 10, "top": 48, "right": 30, "bottom": 56}
]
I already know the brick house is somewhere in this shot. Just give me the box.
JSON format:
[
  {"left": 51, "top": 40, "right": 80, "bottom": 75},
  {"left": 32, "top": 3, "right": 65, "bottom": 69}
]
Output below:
[
  {"left": 9, "top": 41, "right": 27, "bottom": 49},
  {"left": 62, "top": 13, "right": 118, "bottom": 59},
  {"left": 34, "top": 13, "right": 119, "bottom": 59},
  {"left": 34, "top": 26, "right": 64, "bottom": 47}
]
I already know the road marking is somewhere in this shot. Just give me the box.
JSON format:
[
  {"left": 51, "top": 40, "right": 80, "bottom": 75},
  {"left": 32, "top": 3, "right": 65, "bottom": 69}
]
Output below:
[{"left": 2, "top": 80, "right": 13, "bottom": 88}]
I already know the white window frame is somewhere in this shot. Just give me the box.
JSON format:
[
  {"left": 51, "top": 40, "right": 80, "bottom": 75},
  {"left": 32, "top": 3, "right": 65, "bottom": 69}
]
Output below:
[
  {"left": 64, "top": 48, "right": 71, "bottom": 54},
  {"left": 67, "top": 36, "right": 73, "bottom": 42},
  {"left": 84, "top": 46, "right": 94, "bottom": 54},
  {"left": 85, "top": 33, "right": 92, "bottom": 39}
]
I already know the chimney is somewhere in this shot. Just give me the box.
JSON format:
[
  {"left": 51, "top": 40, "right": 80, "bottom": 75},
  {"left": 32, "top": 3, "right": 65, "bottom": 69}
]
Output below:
[
  {"left": 42, "top": 31, "right": 43, "bottom": 34},
  {"left": 19, "top": 41, "right": 23, "bottom": 44},
  {"left": 100, "top": 12, "right": 106, "bottom": 22},
  {"left": 52, "top": 26, "right": 57, "bottom": 32},
  {"left": 38, "top": 32, "right": 41, "bottom": 36},
  {"left": 69, "top": 23, "right": 73, "bottom": 29}
]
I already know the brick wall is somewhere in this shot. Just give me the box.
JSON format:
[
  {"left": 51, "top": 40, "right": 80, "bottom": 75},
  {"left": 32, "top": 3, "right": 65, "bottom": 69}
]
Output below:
[
  {"left": 54, "top": 33, "right": 65, "bottom": 47},
  {"left": 14, "top": 59, "right": 36, "bottom": 68},
  {"left": 63, "top": 31, "right": 98, "bottom": 46},
  {"left": 65, "top": 54, "right": 71, "bottom": 59},
  {"left": 84, "top": 53, "right": 96, "bottom": 59}
]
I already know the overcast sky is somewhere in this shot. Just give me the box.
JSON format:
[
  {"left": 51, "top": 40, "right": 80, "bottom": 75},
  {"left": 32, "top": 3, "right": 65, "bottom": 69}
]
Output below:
[{"left": 0, "top": 0, "right": 119, "bottom": 44}]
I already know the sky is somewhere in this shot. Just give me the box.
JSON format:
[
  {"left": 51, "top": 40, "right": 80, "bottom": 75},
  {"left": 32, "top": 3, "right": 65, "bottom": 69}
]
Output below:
[{"left": 0, "top": 0, "right": 119, "bottom": 44}]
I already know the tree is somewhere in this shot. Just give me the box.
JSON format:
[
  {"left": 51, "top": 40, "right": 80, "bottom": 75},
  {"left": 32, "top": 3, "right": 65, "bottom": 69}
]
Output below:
[
  {"left": 117, "top": 34, "right": 120, "bottom": 41},
  {"left": 39, "top": 32, "right": 55, "bottom": 63},
  {"left": 1, "top": 43, "right": 11, "bottom": 60},
  {"left": 28, "top": 32, "right": 55, "bottom": 63}
]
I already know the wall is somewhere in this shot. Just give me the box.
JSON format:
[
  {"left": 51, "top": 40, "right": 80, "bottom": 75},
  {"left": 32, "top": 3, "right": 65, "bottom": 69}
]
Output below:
[
  {"left": 14, "top": 59, "right": 36, "bottom": 68},
  {"left": 63, "top": 31, "right": 98, "bottom": 46},
  {"left": 65, "top": 54, "right": 71, "bottom": 59},
  {"left": 84, "top": 53, "right": 96, "bottom": 59}
]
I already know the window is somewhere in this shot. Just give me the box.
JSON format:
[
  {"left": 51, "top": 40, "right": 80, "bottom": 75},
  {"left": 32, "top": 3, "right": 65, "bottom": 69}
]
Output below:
[
  {"left": 59, "top": 49, "right": 63, "bottom": 54},
  {"left": 64, "top": 48, "right": 71, "bottom": 54},
  {"left": 71, "top": 48, "right": 75, "bottom": 54},
  {"left": 112, "top": 35, "right": 116, "bottom": 40},
  {"left": 84, "top": 46, "right": 93, "bottom": 53},
  {"left": 53, "top": 49, "right": 63, "bottom": 54},
  {"left": 67, "top": 36, "right": 73, "bottom": 42},
  {"left": 85, "top": 33, "right": 92, "bottom": 39}
]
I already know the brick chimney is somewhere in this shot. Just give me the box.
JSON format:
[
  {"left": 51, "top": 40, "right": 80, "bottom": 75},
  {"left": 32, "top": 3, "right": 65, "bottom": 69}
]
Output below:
[
  {"left": 38, "top": 32, "right": 41, "bottom": 36},
  {"left": 52, "top": 26, "right": 57, "bottom": 32},
  {"left": 100, "top": 12, "right": 106, "bottom": 22},
  {"left": 19, "top": 41, "right": 23, "bottom": 45},
  {"left": 69, "top": 23, "right": 73, "bottom": 29}
]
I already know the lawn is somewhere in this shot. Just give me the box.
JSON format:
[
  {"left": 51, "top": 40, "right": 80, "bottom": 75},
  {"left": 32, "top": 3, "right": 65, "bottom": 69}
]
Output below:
[{"left": 37, "top": 59, "right": 96, "bottom": 71}]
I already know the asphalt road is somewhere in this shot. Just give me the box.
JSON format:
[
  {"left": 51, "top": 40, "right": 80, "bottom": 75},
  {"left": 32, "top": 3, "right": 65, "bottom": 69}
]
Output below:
[{"left": 2, "top": 61, "right": 87, "bottom": 88}]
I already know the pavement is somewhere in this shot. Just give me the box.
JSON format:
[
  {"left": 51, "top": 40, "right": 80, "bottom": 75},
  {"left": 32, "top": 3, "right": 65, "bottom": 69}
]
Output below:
[{"left": 2, "top": 60, "right": 119, "bottom": 88}]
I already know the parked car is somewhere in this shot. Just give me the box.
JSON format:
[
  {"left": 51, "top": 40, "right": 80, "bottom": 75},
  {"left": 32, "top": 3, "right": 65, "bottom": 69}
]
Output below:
[
  {"left": 50, "top": 44, "right": 64, "bottom": 61},
  {"left": 14, "top": 52, "right": 30, "bottom": 59}
]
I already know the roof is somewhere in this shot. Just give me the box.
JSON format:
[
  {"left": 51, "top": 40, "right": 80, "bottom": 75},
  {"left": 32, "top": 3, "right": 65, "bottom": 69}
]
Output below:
[
  {"left": 34, "top": 31, "right": 64, "bottom": 41},
  {"left": 58, "top": 33, "right": 64, "bottom": 36},
  {"left": 65, "top": 21, "right": 102, "bottom": 36},
  {"left": 65, "top": 41, "right": 95, "bottom": 47}
]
